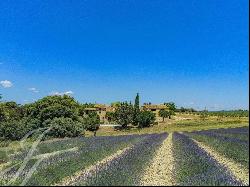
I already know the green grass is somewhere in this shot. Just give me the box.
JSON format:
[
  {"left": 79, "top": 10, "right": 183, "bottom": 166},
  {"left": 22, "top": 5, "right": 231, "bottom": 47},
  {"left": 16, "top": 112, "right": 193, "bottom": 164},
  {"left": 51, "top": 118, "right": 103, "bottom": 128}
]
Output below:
[{"left": 94, "top": 119, "right": 248, "bottom": 137}]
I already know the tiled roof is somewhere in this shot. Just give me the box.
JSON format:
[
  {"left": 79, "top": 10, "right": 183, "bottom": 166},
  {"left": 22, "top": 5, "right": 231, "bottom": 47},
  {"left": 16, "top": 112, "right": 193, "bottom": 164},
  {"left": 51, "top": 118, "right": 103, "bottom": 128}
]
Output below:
[
  {"left": 94, "top": 104, "right": 107, "bottom": 109},
  {"left": 142, "top": 104, "right": 168, "bottom": 110},
  {"left": 84, "top": 107, "right": 97, "bottom": 111}
]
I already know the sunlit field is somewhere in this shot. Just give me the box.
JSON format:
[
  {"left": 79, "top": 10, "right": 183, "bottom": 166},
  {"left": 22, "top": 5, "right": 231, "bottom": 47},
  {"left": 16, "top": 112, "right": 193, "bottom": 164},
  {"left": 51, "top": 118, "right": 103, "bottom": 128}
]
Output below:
[{"left": 0, "top": 126, "right": 249, "bottom": 186}]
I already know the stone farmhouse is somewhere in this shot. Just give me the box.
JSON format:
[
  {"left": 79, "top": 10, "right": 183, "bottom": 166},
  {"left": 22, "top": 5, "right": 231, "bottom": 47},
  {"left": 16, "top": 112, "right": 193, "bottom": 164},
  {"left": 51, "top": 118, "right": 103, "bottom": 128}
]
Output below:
[
  {"left": 84, "top": 103, "right": 169, "bottom": 123},
  {"left": 142, "top": 104, "right": 169, "bottom": 122},
  {"left": 84, "top": 104, "right": 116, "bottom": 123}
]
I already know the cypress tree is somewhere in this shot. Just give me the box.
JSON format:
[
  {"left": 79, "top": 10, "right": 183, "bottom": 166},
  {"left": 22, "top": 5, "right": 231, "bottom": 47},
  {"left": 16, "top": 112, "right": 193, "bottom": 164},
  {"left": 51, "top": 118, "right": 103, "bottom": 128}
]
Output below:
[{"left": 133, "top": 93, "right": 140, "bottom": 125}]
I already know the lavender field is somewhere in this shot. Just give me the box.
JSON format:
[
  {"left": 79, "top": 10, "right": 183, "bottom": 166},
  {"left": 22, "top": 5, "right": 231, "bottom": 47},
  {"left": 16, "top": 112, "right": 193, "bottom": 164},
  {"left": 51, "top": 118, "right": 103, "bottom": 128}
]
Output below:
[{"left": 0, "top": 127, "right": 249, "bottom": 186}]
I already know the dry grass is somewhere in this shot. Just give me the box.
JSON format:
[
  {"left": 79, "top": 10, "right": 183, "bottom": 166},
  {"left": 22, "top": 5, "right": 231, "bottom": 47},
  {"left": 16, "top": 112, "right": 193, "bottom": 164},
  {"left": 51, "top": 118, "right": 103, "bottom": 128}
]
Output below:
[{"left": 88, "top": 115, "right": 248, "bottom": 137}]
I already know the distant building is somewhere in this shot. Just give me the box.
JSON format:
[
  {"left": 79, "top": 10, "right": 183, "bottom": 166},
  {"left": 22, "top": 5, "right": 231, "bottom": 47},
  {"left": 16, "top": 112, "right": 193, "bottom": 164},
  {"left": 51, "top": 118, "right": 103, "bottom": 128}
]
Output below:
[
  {"left": 84, "top": 103, "right": 169, "bottom": 123},
  {"left": 84, "top": 104, "right": 115, "bottom": 123},
  {"left": 142, "top": 104, "right": 169, "bottom": 122}
]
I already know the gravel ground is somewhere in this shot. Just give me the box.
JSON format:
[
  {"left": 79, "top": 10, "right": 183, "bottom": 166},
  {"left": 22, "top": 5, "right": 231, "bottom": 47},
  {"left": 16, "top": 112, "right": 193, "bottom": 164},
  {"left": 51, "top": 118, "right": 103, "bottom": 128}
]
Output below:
[
  {"left": 193, "top": 139, "right": 249, "bottom": 186},
  {"left": 140, "top": 133, "right": 175, "bottom": 186}
]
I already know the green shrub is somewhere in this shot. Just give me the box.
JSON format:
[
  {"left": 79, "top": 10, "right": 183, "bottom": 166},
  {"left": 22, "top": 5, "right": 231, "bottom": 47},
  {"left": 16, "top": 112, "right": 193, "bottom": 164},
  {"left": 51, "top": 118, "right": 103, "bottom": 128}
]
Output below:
[
  {"left": 138, "top": 111, "right": 156, "bottom": 128},
  {"left": 46, "top": 117, "right": 85, "bottom": 138},
  {"left": 114, "top": 102, "right": 134, "bottom": 128},
  {"left": 84, "top": 112, "right": 100, "bottom": 136},
  {"left": 0, "top": 117, "right": 40, "bottom": 140}
]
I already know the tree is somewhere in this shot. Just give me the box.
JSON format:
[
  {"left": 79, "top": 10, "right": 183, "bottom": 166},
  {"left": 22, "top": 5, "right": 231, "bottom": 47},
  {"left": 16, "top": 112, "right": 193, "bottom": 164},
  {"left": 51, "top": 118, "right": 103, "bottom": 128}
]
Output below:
[
  {"left": 137, "top": 111, "right": 156, "bottom": 128},
  {"left": 114, "top": 102, "right": 134, "bottom": 128},
  {"left": 133, "top": 93, "right": 140, "bottom": 126},
  {"left": 84, "top": 112, "right": 100, "bottom": 136},
  {"left": 78, "top": 103, "right": 95, "bottom": 116},
  {"left": 47, "top": 117, "right": 85, "bottom": 138},
  {"left": 21, "top": 95, "right": 84, "bottom": 139},
  {"left": 111, "top": 102, "right": 121, "bottom": 107},
  {"left": 0, "top": 102, "right": 24, "bottom": 123},
  {"left": 105, "top": 111, "right": 115, "bottom": 123},
  {"left": 168, "top": 110, "right": 175, "bottom": 119},
  {"left": 164, "top": 102, "right": 176, "bottom": 112},
  {"left": 0, "top": 117, "right": 40, "bottom": 141},
  {"left": 200, "top": 110, "right": 208, "bottom": 121},
  {"left": 159, "top": 109, "right": 169, "bottom": 122},
  {"left": 24, "top": 95, "right": 80, "bottom": 127},
  {"left": 180, "top": 107, "right": 186, "bottom": 112}
]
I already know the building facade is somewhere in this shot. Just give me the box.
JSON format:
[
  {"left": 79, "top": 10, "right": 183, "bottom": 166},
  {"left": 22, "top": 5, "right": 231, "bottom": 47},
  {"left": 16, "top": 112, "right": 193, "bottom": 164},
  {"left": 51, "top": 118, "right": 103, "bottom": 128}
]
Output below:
[
  {"left": 84, "top": 104, "right": 169, "bottom": 123},
  {"left": 142, "top": 104, "right": 169, "bottom": 122}
]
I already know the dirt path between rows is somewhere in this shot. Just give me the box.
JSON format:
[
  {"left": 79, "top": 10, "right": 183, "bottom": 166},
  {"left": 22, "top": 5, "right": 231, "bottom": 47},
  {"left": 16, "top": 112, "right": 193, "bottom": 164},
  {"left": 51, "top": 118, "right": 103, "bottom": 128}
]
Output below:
[
  {"left": 140, "top": 133, "right": 176, "bottom": 186},
  {"left": 193, "top": 139, "right": 249, "bottom": 186},
  {"left": 53, "top": 145, "right": 133, "bottom": 186}
]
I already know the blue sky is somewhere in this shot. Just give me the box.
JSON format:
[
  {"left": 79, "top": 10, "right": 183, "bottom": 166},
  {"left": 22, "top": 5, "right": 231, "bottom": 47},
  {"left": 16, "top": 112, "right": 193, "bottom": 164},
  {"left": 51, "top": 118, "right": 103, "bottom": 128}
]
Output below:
[{"left": 0, "top": 0, "right": 249, "bottom": 110}]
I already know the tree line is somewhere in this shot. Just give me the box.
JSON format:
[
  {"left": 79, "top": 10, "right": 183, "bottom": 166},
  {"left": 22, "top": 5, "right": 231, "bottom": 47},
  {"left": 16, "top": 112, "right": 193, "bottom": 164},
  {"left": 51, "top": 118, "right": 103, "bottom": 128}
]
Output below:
[{"left": 0, "top": 93, "right": 163, "bottom": 140}]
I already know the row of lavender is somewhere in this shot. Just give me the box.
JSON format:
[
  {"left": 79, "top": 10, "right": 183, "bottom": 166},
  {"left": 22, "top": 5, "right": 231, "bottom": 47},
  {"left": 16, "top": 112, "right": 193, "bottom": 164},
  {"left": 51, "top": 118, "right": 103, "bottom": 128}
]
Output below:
[
  {"left": 76, "top": 128, "right": 248, "bottom": 186},
  {"left": 77, "top": 133, "right": 168, "bottom": 186},
  {"left": 189, "top": 127, "right": 249, "bottom": 145},
  {"left": 1, "top": 127, "right": 248, "bottom": 186},
  {"left": 185, "top": 127, "right": 249, "bottom": 169},
  {"left": 0, "top": 134, "right": 149, "bottom": 185},
  {"left": 173, "top": 132, "right": 242, "bottom": 186}
]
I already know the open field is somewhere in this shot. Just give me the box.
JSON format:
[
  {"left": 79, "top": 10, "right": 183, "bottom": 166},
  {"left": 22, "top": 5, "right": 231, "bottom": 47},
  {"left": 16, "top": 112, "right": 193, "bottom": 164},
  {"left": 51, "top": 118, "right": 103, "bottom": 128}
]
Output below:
[
  {"left": 0, "top": 126, "right": 249, "bottom": 186},
  {"left": 88, "top": 115, "right": 249, "bottom": 137}
]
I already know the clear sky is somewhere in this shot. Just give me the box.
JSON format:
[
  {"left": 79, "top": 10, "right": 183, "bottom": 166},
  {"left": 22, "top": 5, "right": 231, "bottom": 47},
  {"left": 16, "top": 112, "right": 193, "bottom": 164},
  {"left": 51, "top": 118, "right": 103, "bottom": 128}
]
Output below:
[{"left": 0, "top": 0, "right": 249, "bottom": 110}]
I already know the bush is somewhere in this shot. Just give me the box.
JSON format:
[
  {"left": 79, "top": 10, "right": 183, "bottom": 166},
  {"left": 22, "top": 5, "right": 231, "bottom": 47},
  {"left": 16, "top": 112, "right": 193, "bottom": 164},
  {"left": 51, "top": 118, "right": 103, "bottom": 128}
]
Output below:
[
  {"left": 114, "top": 102, "right": 134, "bottom": 128},
  {"left": 137, "top": 111, "right": 156, "bottom": 128},
  {"left": 0, "top": 117, "right": 40, "bottom": 140},
  {"left": 0, "top": 102, "right": 24, "bottom": 123},
  {"left": 46, "top": 117, "right": 85, "bottom": 138},
  {"left": 39, "top": 104, "right": 78, "bottom": 122},
  {"left": 84, "top": 112, "right": 100, "bottom": 136},
  {"left": 105, "top": 111, "right": 115, "bottom": 123},
  {"left": 24, "top": 95, "right": 79, "bottom": 124}
]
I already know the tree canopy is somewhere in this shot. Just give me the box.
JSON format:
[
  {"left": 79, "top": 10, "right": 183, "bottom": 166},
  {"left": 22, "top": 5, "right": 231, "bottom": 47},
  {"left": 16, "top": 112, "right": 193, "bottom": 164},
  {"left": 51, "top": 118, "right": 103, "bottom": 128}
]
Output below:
[{"left": 114, "top": 102, "right": 134, "bottom": 128}]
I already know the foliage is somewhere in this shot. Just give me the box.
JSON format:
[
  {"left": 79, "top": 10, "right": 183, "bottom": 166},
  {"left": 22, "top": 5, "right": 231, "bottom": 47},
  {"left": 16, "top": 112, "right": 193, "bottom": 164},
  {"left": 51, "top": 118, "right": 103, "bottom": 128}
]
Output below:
[
  {"left": 205, "top": 110, "right": 249, "bottom": 118},
  {"left": 0, "top": 95, "right": 86, "bottom": 140},
  {"left": 105, "top": 111, "right": 115, "bottom": 123},
  {"left": 133, "top": 93, "right": 140, "bottom": 126},
  {"left": 164, "top": 102, "right": 176, "bottom": 111},
  {"left": 24, "top": 95, "right": 79, "bottom": 122},
  {"left": 78, "top": 103, "right": 95, "bottom": 116},
  {"left": 176, "top": 107, "right": 197, "bottom": 113},
  {"left": 137, "top": 111, "right": 156, "bottom": 128},
  {"left": 0, "top": 117, "right": 40, "bottom": 140},
  {"left": 168, "top": 110, "right": 175, "bottom": 119},
  {"left": 47, "top": 117, "right": 85, "bottom": 138},
  {"left": 114, "top": 102, "right": 134, "bottom": 128},
  {"left": 84, "top": 112, "right": 100, "bottom": 136},
  {"left": 158, "top": 109, "right": 169, "bottom": 121},
  {"left": 111, "top": 102, "right": 121, "bottom": 107},
  {"left": 200, "top": 110, "right": 209, "bottom": 121},
  {"left": 0, "top": 102, "right": 24, "bottom": 122}
]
